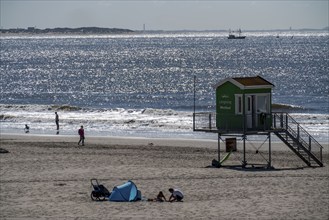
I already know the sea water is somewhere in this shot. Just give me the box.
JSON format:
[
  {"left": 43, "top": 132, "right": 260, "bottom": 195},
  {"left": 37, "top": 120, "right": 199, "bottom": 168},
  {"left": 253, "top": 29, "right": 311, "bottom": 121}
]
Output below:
[{"left": 0, "top": 31, "right": 328, "bottom": 142}]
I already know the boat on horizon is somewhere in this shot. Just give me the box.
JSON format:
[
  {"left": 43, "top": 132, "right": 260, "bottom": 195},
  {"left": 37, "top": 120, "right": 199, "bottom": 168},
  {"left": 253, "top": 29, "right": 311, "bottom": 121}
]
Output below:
[{"left": 228, "top": 29, "right": 246, "bottom": 39}]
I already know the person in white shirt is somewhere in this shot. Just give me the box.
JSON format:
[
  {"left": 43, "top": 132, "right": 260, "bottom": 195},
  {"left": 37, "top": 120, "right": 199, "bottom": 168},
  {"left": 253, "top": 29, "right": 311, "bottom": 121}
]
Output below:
[{"left": 168, "top": 188, "right": 184, "bottom": 202}]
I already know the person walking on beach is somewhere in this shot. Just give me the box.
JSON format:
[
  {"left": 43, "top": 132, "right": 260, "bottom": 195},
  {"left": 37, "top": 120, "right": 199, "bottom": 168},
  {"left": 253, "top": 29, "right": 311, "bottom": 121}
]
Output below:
[
  {"left": 24, "top": 124, "right": 30, "bottom": 133},
  {"left": 55, "top": 112, "right": 59, "bottom": 130},
  {"left": 78, "top": 126, "right": 85, "bottom": 146},
  {"left": 168, "top": 188, "right": 184, "bottom": 202}
]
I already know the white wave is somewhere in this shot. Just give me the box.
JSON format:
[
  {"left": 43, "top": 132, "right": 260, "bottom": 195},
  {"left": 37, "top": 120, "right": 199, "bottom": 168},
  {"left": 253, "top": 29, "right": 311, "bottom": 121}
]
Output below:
[
  {"left": 0, "top": 104, "right": 193, "bottom": 136},
  {"left": 1, "top": 104, "right": 328, "bottom": 142}
]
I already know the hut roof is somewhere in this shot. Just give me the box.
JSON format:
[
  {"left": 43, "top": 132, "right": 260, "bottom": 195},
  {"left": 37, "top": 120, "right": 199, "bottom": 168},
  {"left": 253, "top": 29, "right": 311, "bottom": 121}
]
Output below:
[{"left": 213, "top": 75, "right": 274, "bottom": 90}]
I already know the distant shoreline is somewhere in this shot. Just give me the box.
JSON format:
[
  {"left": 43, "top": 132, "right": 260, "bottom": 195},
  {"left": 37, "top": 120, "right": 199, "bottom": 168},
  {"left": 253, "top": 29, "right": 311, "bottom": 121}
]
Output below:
[{"left": 0, "top": 27, "right": 134, "bottom": 35}]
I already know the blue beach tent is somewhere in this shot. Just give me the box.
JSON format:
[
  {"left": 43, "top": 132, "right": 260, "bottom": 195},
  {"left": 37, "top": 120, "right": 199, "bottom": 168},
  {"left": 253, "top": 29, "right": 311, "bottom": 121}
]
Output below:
[{"left": 109, "top": 180, "right": 141, "bottom": 202}]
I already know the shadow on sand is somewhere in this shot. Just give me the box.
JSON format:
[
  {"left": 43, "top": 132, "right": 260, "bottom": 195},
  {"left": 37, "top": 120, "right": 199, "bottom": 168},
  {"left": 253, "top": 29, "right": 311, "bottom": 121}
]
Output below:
[{"left": 205, "top": 164, "right": 307, "bottom": 172}]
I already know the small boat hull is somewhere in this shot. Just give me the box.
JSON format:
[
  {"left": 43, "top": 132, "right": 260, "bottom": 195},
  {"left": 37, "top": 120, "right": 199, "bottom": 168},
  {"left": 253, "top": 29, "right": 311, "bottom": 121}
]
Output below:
[{"left": 228, "top": 34, "right": 246, "bottom": 39}]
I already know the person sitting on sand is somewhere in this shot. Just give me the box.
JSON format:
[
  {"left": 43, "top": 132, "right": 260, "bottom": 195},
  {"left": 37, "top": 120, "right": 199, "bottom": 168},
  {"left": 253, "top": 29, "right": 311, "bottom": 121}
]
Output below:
[
  {"left": 148, "top": 191, "right": 167, "bottom": 202},
  {"left": 155, "top": 191, "right": 167, "bottom": 202},
  {"left": 168, "top": 188, "right": 184, "bottom": 202}
]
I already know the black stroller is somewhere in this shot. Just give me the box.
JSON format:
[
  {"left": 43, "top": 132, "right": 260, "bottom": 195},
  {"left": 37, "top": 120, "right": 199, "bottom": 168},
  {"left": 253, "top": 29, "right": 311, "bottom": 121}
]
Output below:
[{"left": 90, "top": 179, "right": 111, "bottom": 201}]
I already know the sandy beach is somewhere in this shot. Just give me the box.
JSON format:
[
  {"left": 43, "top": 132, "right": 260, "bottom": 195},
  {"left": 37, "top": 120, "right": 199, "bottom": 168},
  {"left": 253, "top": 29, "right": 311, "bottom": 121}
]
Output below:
[{"left": 0, "top": 134, "right": 328, "bottom": 219}]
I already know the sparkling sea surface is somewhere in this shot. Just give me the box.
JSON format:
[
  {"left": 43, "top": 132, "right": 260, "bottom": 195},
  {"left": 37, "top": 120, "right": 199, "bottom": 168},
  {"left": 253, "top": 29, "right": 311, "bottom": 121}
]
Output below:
[{"left": 1, "top": 31, "right": 328, "bottom": 142}]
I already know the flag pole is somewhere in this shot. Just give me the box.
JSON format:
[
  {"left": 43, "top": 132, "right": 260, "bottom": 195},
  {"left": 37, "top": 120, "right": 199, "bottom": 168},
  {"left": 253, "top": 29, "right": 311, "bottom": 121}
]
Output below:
[{"left": 193, "top": 75, "right": 196, "bottom": 130}]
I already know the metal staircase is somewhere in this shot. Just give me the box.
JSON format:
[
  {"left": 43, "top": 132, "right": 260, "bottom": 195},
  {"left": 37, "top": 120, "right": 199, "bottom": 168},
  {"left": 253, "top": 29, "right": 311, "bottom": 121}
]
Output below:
[{"left": 272, "top": 113, "right": 324, "bottom": 167}]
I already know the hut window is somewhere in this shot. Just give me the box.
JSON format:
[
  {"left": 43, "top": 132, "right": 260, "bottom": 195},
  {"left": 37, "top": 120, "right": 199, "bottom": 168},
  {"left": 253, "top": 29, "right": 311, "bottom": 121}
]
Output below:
[{"left": 235, "top": 94, "right": 243, "bottom": 115}]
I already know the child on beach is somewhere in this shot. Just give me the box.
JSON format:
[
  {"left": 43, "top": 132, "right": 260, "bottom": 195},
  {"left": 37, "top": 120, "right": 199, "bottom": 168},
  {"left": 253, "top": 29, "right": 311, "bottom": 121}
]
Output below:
[
  {"left": 78, "top": 126, "right": 85, "bottom": 146},
  {"left": 148, "top": 191, "right": 167, "bottom": 202}
]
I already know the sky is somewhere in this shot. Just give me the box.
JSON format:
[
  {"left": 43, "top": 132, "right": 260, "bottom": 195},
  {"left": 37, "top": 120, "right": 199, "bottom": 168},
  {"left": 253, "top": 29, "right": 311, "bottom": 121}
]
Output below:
[{"left": 0, "top": 0, "right": 328, "bottom": 31}]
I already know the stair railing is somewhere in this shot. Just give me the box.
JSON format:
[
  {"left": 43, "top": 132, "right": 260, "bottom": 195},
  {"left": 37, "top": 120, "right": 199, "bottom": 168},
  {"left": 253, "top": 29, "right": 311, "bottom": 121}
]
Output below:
[{"left": 272, "top": 112, "right": 323, "bottom": 164}]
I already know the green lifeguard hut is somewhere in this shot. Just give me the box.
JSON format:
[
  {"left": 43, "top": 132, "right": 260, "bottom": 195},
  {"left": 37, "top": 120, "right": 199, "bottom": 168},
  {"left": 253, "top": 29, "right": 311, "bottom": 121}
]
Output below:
[
  {"left": 214, "top": 75, "right": 274, "bottom": 132},
  {"left": 193, "top": 75, "right": 323, "bottom": 168}
]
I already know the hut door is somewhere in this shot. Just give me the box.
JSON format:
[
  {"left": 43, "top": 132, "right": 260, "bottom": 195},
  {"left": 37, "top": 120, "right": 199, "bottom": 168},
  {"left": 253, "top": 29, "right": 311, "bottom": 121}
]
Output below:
[{"left": 246, "top": 95, "right": 255, "bottom": 129}]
